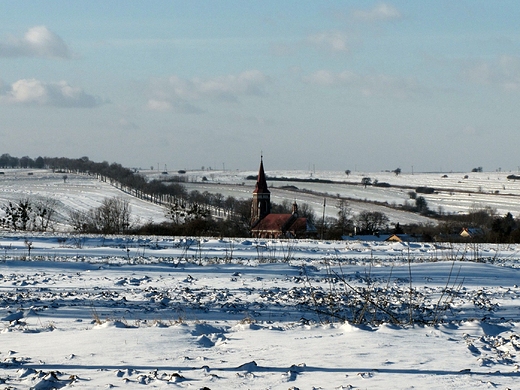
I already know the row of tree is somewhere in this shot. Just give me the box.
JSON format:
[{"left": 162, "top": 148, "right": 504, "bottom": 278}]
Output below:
[
  {"left": 4, "top": 191, "right": 520, "bottom": 242},
  {"left": 0, "top": 154, "right": 46, "bottom": 169},
  {"left": 0, "top": 190, "right": 389, "bottom": 238},
  {"left": 2, "top": 154, "right": 520, "bottom": 242}
]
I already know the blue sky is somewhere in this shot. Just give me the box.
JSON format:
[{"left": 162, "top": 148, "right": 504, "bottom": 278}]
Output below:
[{"left": 1, "top": 1, "right": 520, "bottom": 172}]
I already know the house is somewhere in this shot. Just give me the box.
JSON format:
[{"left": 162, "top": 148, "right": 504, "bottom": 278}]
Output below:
[
  {"left": 459, "top": 227, "right": 484, "bottom": 238},
  {"left": 250, "top": 158, "right": 316, "bottom": 239},
  {"left": 343, "top": 233, "right": 419, "bottom": 242}
]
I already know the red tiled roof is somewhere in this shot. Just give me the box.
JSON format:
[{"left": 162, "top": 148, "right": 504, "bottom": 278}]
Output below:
[
  {"left": 288, "top": 217, "right": 308, "bottom": 232},
  {"left": 251, "top": 214, "right": 291, "bottom": 231},
  {"left": 251, "top": 214, "right": 308, "bottom": 233}
]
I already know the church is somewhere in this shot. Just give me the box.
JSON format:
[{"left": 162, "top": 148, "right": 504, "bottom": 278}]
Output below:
[{"left": 250, "top": 158, "right": 317, "bottom": 239}]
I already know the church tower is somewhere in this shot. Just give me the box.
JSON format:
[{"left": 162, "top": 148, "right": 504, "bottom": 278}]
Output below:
[{"left": 251, "top": 157, "right": 270, "bottom": 225}]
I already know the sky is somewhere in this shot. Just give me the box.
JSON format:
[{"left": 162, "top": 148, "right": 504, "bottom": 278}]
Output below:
[{"left": 1, "top": 1, "right": 520, "bottom": 173}]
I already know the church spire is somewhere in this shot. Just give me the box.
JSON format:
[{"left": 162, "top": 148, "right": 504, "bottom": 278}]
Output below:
[
  {"left": 253, "top": 155, "right": 270, "bottom": 195},
  {"left": 251, "top": 156, "right": 271, "bottom": 225}
]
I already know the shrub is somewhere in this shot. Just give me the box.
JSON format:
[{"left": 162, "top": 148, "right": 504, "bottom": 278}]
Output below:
[{"left": 416, "top": 186, "right": 435, "bottom": 194}]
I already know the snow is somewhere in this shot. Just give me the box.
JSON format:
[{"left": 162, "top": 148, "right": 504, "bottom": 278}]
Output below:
[
  {"left": 0, "top": 170, "right": 168, "bottom": 230},
  {"left": 1, "top": 169, "right": 520, "bottom": 388},
  {"left": 2, "top": 168, "right": 520, "bottom": 229},
  {"left": 178, "top": 168, "right": 520, "bottom": 225},
  {"left": 1, "top": 236, "right": 520, "bottom": 389}
]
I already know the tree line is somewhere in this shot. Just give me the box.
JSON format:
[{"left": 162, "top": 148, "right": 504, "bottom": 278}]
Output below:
[
  {"left": 2, "top": 154, "right": 520, "bottom": 242},
  {"left": 0, "top": 154, "right": 387, "bottom": 238},
  {"left": 0, "top": 154, "right": 256, "bottom": 236}
]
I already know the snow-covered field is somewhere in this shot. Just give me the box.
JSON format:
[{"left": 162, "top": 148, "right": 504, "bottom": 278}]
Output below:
[
  {"left": 2, "top": 168, "right": 520, "bottom": 229},
  {"left": 169, "top": 168, "right": 520, "bottom": 224},
  {"left": 1, "top": 235, "right": 520, "bottom": 389},
  {"left": 0, "top": 170, "right": 168, "bottom": 231},
  {"left": 1, "top": 169, "right": 520, "bottom": 389}
]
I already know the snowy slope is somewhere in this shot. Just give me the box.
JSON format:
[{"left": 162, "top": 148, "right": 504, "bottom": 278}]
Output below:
[
  {"left": 173, "top": 168, "right": 520, "bottom": 224},
  {"left": 0, "top": 170, "right": 168, "bottom": 230},
  {"left": 2, "top": 168, "right": 520, "bottom": 232}
]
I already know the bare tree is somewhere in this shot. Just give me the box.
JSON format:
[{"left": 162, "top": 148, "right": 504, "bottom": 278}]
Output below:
[
  {"left": 355, "top": 211, "right": 389, "bottom": 234},
  {"left": 185, "top": 202, "right": 210, "bottom": 222},
  {"left": 69, "top": 209, "right": 91, "bottom": 233},
  {"left": 415, "top": 196, "right": 429, "bottom": 215},
  {"left": 0, "top": 198, "right": 33, "bottom": 231},
  {"left": 165, "top": 199, "right": 187, "bottom": 225},
  {"left": 361, "top": 177, "right": 372, "bottom": 188},
  {"left": 94, "top": 197, "right": 132, "bottom": 234},
  {"left": 33, "top": 197, "right": 59, "bottom": 231},
  {"left": 297, "top": 202, "right": 317, "bottom": 224},
  {"left": 68, "top": 197, "right": 132, "bottom": 234},
  {"left": 336, "top": 199, "right": 352, "bottom": 236}
]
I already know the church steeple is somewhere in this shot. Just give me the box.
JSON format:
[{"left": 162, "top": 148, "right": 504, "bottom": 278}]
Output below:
[
  {"left": 253, "top": 156, "right": 269, "bottom": 195},
  {"left": 251, "top": 156, "right": 271, "bottom": 224}
]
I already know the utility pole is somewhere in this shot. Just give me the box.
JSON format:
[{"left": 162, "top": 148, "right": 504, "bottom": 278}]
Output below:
[{"left": 320, "top": 197, "right": 326, "bottom": 240}]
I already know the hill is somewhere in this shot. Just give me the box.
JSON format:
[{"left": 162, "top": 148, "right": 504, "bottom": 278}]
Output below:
[{"left": 2, "top": 165, "right": 520, "bottom": 234}]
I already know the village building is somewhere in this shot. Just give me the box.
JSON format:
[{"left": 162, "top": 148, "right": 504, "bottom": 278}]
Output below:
[
  {"left": 250, "top": 158, "right": 316, "bottom": 239},
  {"left": 459, "top": 227, "right": 484, "bottom": 239},
  {"left": 344, "top": 233, "right": 417, "bottom": 242}
]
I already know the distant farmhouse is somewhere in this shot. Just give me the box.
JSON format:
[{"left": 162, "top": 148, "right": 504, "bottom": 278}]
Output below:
[
  {"left": 250, "top": 158, "right": 316, "bottom": 239},
  {"left": 459, "top": 227, "right": 484, "bottom": 239},
  {"left": 344, "top": 233, "right": 418, "bottom": 242}
]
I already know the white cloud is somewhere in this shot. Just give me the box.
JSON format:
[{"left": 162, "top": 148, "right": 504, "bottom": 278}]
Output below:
[
  {"left": 147, "top": 70, "right": 270, "bottom": 112},
  {"left": 353, "top": 3, "right": 402, "bottom": 22},
  {"left": 0, "top": 78, "right": 103, "bottom": 107},
  {"left": 181, "top": 70, "right": 269, "bottom": 100},
  {"left": 464, "top": 55, "right": 520, "bottom": 91},
  {"left": 146, "top": 99, "right": 172, "bottom": 112},
  {"left": 304, "top": 70, "right": 421, "bottom": 98},
  {"left": 307, "top": 31, "right": 350, "bottom": 53},
  {"left": 0, "top": 26, "right": 71, "bottom": 58},
  {"left": 304, "top": 70, "right": 356, "bottom": 86}
]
